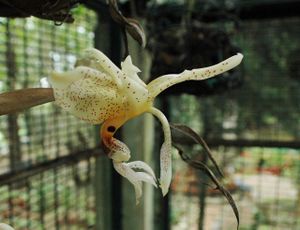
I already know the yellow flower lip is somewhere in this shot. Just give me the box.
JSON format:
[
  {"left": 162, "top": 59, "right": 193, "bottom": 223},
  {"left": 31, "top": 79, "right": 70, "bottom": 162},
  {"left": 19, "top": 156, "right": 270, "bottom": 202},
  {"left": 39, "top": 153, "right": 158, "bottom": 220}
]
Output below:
[{"left": 49, "top": 48, "right": 243, "bottom": 203}]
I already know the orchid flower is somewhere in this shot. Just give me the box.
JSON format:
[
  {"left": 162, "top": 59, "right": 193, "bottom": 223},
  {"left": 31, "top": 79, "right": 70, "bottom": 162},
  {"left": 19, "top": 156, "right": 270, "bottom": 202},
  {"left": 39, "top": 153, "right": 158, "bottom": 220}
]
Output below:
[{"left": 49, "top": 48, "right": 243, "bottom": 204}]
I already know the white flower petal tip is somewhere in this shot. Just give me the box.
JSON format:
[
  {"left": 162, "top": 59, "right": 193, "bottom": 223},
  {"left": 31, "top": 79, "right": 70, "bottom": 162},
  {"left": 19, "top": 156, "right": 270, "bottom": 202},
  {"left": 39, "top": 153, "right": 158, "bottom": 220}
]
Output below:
[
  {"left": 159, "top": 142, "right": 172, "bottom": 197},
  {"left": 136, "top": 172, "right": 158, "bottom": 188},
  {"left": 159, "top": 180, "right": 170, "bottom": 197},
  {"left": 121, "top": 56, "right": 141, "bottom": 73},
  {"left": 134, "top": 181, "right": 143, "bottom": 205},
  {"left": 112, "top": 160, "right": 158, "bottom": 205},
  {"left": 127, "top": 160, "right": 157, "bottom": 182},
  {"left": 0, "top": 223, "right": 15, "bottom": 230},
  {"left": 125, "top": 161, "right": 158, "bottom": 189},
  {"left": 232, "top": 53, "right": 244, "bottom": 66},
  {"left": 113, "top": 161, "right": 143, "bottom": 204},
  {"left": 237, "top": 53, "right": 243, "bottom": 59}
]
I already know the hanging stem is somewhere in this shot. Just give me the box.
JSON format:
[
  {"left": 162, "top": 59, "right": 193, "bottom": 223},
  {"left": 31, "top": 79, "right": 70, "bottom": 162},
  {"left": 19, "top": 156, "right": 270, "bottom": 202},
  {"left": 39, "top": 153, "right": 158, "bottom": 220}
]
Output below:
[
  {"left": 122, "top": 27, "right": 129, "bottom": 58},
  {"left": 0, "top": 88, "right": 55, "bottom": 115}
]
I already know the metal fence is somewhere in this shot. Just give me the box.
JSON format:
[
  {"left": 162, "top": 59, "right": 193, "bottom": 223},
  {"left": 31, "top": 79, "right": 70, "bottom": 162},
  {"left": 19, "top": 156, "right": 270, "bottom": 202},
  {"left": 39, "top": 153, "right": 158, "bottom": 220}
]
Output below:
[{"left": 0, "top": 6, "right": 100, "bottom": 229}]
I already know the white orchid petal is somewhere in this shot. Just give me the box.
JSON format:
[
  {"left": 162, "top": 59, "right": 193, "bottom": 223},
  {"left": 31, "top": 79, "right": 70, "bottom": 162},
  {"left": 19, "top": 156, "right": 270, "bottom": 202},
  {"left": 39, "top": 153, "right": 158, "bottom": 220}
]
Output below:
[
  {"left": 135, "top": 172, "right": 158, "bottom": 188},
  {"left": 50, "top": 66, "right": 125, "bottom": 124},
  {"left": 113, "top": 161, "right": 143, "bottom": 204},
  {"left": 49, "top": 68, "right": 83, "bottom": 89},
  {"left": 149, "top": 107, "right": 172, "bottom": 196},
  {"left": 147, "top": 53, "right": 243, "bottom": 98},
  {"left": 121, "top": 56, "right": 141, "bottom": 73},
  {"left": 127, "top": 160, "right": 156, "bottom": 180},
  {"left": 77, "top": 48, "right": 122, "bottom": 87},
  {"left": 132, "top": 181, "right": 143, "bottom": 205},
  {"left": 159, "top": 142, "right": 172, "bottom": 196},
  {"left": 121, "top": 55, "right": 147, "bottom": 91}
]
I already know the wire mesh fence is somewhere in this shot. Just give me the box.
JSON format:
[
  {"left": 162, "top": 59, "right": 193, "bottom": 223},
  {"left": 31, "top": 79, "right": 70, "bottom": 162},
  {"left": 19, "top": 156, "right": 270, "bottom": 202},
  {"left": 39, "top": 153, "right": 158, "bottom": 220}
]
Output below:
[
  {"left": 0, "top": 6, "right": 100, "bottom": 229},
  {"left": 168, "top": 17, "right": 300, "bottom": 230},
  {"left": 0, "top": 159, "right": 96, "bottom": 229}
]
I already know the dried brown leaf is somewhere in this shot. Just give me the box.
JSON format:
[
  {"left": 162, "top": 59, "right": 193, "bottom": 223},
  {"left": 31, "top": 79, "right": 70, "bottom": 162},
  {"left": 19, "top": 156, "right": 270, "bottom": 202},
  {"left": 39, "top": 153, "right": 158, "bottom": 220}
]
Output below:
[
  {"left": 170, "top": 123, "right": 224, "bottom": 177},
  {"left": 108, "top": 0, "right": 126, "bottom": 24},
  {"left": 108, "top": 0, "right": 146, "bottom": 47},
  {"left": 125, "top": 18, "right": 146, "bottom": 47}
]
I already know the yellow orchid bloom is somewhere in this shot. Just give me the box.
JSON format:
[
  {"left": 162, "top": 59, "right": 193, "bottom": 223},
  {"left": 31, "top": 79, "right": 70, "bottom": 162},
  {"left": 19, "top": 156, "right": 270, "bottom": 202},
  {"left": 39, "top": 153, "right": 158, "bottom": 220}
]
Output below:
[{"left": 49, "top": 48, "right": 243, "bottom": 204}]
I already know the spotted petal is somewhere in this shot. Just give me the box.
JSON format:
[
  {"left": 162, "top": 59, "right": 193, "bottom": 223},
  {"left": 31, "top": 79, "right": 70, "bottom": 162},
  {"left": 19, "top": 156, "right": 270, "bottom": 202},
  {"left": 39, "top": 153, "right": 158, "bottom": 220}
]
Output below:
[
  {"left": 108, "top": 138, "right": 131, "bottom": 162},
  {"left": 149, "top": 107, "right": 172, "bottom": 196},
  {"left": 147, "top": 53, "right": 243, "bottom": 98},
  {"left": 76, "top": 48, "right": 123, "bottom": 87},
  {"left": 49, "top": 66, "right": 126, "bottom": 124},
  {"left": 159, "top": 142, "right": 172, "bottom": 196}
]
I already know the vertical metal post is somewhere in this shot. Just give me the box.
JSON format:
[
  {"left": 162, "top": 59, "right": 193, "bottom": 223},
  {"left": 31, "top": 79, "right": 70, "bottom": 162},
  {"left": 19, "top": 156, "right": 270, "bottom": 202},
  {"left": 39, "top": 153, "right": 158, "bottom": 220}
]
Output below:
[{"left": 93, "top": 9, "right": 122, "bottom": 230}]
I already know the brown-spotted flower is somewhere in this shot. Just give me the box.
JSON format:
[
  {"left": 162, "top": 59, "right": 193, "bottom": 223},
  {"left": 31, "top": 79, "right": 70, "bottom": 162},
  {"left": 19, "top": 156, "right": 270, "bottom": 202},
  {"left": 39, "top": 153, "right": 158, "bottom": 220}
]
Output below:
[{"left": 49, "top": 48, "right": 243, "bottom": 204}]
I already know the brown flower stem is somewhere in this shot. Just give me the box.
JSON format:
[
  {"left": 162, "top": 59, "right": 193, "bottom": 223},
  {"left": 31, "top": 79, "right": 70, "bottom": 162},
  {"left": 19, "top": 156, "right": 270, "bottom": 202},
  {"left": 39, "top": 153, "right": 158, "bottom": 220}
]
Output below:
[{"left": 0, "top": 88, "right": 55, "bottom": 115}]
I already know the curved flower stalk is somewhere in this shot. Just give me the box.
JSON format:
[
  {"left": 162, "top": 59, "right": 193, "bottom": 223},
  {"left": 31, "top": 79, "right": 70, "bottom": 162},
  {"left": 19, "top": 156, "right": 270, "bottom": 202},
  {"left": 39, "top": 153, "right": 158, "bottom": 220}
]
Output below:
[{"left": 49, "top": 48, "right": 243, "bottom": 203}]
